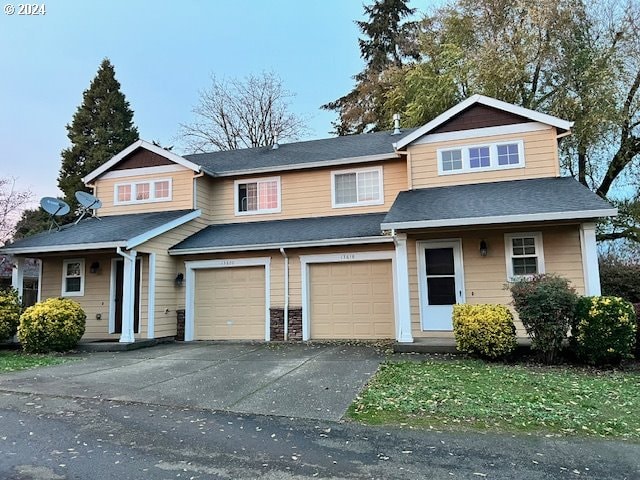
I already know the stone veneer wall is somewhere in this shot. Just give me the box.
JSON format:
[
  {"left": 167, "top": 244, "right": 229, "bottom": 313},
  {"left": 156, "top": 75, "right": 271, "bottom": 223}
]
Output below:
[
  {"left": 176, "top": 309, "right": 185, "bottom": 341},
  {"left": 270, "top": 307, "right": 302, "bottom": 341}
]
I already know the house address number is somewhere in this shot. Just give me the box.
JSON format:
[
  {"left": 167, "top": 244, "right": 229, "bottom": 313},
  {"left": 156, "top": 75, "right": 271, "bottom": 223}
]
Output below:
[
  {"left": 219, "top": 260, "right": 235, "bottom": 266},
  {"left": 340, "top": 254, "right": 356, "bottom": 260}
]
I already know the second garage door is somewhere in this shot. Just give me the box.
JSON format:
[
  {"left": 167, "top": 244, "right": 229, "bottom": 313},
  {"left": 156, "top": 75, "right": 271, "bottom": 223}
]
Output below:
[
  {"left": 194, "top": 266, "right": 265, "bottom": 340},
  {"left": 309, "top": 260, "right": 394, "bottom": 339}
]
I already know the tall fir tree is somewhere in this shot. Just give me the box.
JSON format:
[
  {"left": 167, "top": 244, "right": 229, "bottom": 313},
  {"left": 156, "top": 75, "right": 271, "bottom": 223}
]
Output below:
[
  {"left": 322, "top": 0, "right": 418, "bottom": 135},
  {"left": 58, "top": 58, "right": 139, "bottom": 209}
]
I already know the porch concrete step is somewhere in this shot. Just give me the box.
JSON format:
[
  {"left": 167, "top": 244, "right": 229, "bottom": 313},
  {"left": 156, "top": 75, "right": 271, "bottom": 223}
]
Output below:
[
  {"left": 394, "top": 338, "right": 458, "bottom": 354},
  {"left": 77, "top": 337, "right": 173, "bottom": 352}
]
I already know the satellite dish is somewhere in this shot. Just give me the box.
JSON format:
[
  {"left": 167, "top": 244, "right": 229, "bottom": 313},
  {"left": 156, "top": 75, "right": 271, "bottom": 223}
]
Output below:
[
  {"left": 75, "top": 191, "right": 102, "bottom": 209},
  {"left": 40, "top": 197, "right": 70, "bottom": 231},
  {"left": 74, "top": 191, "right": 102, "bottom": 224},
  {"left": 40, "top": 197, "right": 70, "bottom": 216}
]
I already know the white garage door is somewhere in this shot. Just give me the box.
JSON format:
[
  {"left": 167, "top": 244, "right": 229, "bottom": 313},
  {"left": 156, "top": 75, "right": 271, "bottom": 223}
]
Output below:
[
  {"left": 194, "top": 266, "right": 265, "bottom": 340},
  {"left": 309, "top": 260, "right": 394, "bottom": 339}
]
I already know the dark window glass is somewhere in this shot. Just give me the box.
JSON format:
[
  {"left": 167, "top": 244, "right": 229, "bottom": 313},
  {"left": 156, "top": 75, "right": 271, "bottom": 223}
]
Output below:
[
  {"left": 427, "top": 277, "right": 456, "bottom": 305},
  {"left": 425, "top": 248, "right": 454, "bottom": 275},
  {"left": 66, "top": 277, "right": 81, "bottom": 292},
  {"left": 513, "top": 257, "right": 538, "bottom": 275}
]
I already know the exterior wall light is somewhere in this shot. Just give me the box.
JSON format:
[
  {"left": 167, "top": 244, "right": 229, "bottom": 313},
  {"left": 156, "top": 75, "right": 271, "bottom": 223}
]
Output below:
[
  {"left": 479, "top": 240, "right": 488, "bottom": 257},
  {"left": 90, "top": 261, "right": 100, "bottom": 273},
  {"left": 175, "top": 273, "right": 184, "bottom": 287}
]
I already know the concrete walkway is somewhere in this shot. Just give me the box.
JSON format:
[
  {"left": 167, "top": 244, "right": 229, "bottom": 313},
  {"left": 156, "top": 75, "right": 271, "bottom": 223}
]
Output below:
[{"left": 0, "top": 343, "right": 384, "bottom": 421}]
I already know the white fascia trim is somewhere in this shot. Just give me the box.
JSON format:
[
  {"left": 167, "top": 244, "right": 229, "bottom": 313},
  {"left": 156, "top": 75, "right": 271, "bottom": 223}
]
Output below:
[
  {"left": 0, "top": 241, "right": 126, "bottom": 255},
  {"left": 214, "top": 153, "right": 399, "bottom": 177},
  {"left": 381, "top": 208, "right": 618, "bottom": 230},
  {"left": 414, "top": 122, "right": 549, "bottom": 145},
  {"left": 83, "top": 139, "right": 201, "bottom": 183},
  {"left": 126, "top": 210, "right": 201, "bottom": 249},
  {"left": 147, "top": 252, "right": 156, "bottom": 339},
  {"left": 100, "top": 164, "right": 187, "bottom": 180},
  {"left": 394, "top": 95, "right": 574, "bottom": 150},
  {"left": 169, "top": 235, "right": 393, "bottom": 256}
]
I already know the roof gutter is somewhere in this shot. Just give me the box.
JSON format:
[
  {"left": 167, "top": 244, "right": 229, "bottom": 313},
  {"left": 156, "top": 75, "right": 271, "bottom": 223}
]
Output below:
[
  {"left": 169, "top": 235, "right": 393, "bottom": 256},
  {"left": 0, "top": 241, "right": 126, "bottom": 255}
]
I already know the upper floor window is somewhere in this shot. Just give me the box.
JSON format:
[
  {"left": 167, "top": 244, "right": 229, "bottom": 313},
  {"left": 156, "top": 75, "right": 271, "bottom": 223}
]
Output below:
[
  {"left": 504, "top": 232, "right": 545, "bottom": 280},
  {"left": 114, "top": 179, "right": 172, "bottom": 205},
  {"left": 235, "top": 177, "right": 281, "bottom": 215},
  {"left": 438, "top": 140, "right": 525, "bottom": 175},
  {"left": 332, "top": 166, "right": 384, "bottom": 208},
  {"left": 62, "top": 259, "right": 84, "bottom": 296}
]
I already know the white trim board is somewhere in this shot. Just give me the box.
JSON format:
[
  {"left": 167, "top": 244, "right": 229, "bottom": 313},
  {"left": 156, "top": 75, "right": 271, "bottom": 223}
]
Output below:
[
  {"left": 299, "top": 250, "right": 397, "bottom": 342},
  {"left": 83, "top": 139, "right": 201, "bottom": 183},
  {"left": 394, "top": 94, "right": 574, "bottom": 150},
  {"left": 183, "top": 257, "right": 271, "bottom": 342},
  {"left": 414, "top": 122, "right": 550, "bottom": 145},
  {"left": 147, "top": 252, "right": 156, "bottom": 339},
  {"left": 126, "top": 210, "right": 201, "bottom": 248},
  {"left": 381, "top": 208, "right": 618, "bottom": 230},
  {"left": 169, "top": 235, "right": 393, "bottom": 256},
  {"left": 99, "top": 164, "right": 187, "bottom": 180}
]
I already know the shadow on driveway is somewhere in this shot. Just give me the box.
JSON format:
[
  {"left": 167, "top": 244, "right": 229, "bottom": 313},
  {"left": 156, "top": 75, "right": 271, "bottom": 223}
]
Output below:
[{"left": 0, "top": 343, "right": 385, "bottom": 421}]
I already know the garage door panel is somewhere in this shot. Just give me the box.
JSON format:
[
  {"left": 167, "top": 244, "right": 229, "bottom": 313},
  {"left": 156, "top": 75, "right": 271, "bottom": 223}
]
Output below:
[
  {"left": 194, "top": 266, "right": 265, "bottom": 340},
  {"left": 309, "top": 260, "right": 394, "bottom": 339}
]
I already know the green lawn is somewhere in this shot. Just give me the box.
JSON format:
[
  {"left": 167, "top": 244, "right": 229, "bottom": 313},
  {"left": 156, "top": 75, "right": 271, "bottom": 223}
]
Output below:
[
  {"left": 0, "top": 351, "right": 69, "bottom": 372},
  {"left": 349, "top": 359, "right": 640, "bottom": 440}
]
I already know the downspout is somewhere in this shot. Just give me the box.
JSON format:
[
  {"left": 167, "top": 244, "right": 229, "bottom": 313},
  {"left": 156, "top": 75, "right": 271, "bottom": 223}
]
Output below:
[
  {"left": 192, "top": 171, "right": 205, "bottom": 210},
  {"left": 279, "top": 247, "right": 289, "bottom": 341},
  {"left": 116, "top": 246, "right": 137, "bottom": 343}
]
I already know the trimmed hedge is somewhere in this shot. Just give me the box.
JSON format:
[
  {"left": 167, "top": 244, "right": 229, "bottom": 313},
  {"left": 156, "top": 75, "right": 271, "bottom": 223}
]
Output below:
[
  {"left": 510, "top": 274, "right": 578, "bottom": 363},
  {"left": 0, "top": 288, "right": 21, "bottom": 342},
  {"left": 572, "top": 296, "right": 636, "bottom": 365},
  {"left": 635, "top": 303, "right": 640, "bottom": 359},
  {"left": 452, "top": 304, "right": 517, "bottom": 359},
  {"left": 18, "top": 298, "right": 86, "bottom": 353}
]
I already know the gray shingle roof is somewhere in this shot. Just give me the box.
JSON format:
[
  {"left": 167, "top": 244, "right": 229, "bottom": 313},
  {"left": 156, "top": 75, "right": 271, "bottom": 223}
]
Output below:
[
  {"left": 1, "top": 210, "right": 196, "bottom": 253},
  {"left": 170, "top": 213, "right": 389, "bottom": 253},
  {"left": 382, "top": 177, "right": 615, "bottom": 228},
  {"left": 184, "top": 129, "right": 416, "bottom": 176}
]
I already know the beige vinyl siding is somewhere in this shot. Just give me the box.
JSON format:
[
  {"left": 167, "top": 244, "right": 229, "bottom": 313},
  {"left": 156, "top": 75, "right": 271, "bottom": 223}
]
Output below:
[
  {"left": 408, "top": 224, "right": 585, "bottom": 338},
  {"left": 409, "top": 127, "right": 560, "bottom": 189},
  {"left": 208, "top": 160, "right": 407, "bottom": 223},
  {"left": 136, "top": 218, "right": 207, "bottom": 338},
  {"left": 40, "top": 253, "right": 119, "bottom": 340},
  {"left": 194, "top": 175, "right": 213, "bottom": 222},
  {"left": 93, "top": 168, "right": 195, "bottom": 216}
]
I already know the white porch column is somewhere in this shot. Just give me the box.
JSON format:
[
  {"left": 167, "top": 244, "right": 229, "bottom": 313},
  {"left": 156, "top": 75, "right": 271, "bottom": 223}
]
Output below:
[
  {"left": 147, "top": 253, "right": 156, "bottom": 339},
  {"left": 579, "top": 223, "right": 601, "bottom": 296},
  {"left": 11, "top": 257, "right": 24, "bottom": 301},
  {"left": 394, "top": 233, "right": 413, "bottom": 343},
  {"left": 118, "top": 248, "right": 137, "bottom": 343}
]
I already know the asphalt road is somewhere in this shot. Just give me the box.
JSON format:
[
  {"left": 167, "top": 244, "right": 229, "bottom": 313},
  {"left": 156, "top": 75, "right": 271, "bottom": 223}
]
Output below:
[{"left": 1, "top": 392, "right": 638, "bottom": 480}]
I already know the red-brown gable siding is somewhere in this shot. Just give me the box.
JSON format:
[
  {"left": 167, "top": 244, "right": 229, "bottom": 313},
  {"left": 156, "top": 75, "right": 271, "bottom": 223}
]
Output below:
[
  {"left": 432, "top": 104, "right": 529, "bottom": 134},
  {"left": 113, "top": 149, "right": 174, "bottom": 170}
]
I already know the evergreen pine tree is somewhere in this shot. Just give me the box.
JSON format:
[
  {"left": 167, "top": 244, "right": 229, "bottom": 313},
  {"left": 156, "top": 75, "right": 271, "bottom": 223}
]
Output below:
[{"left": 58, "top": 58, "right": 139, "bottom": 209}]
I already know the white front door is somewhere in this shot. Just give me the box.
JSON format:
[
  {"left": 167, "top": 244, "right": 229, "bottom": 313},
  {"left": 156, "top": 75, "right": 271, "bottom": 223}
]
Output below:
[{"left": 418, "top": 240, "right": 465, "bottom": 331}]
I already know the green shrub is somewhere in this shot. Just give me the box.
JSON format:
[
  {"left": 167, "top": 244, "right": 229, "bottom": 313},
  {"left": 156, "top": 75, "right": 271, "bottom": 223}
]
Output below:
[
  {"left": 510, "top": 274, "right": 578, "bottom": 363},
  {"left": 599, "top": 256, "right": 640, "bottom": 303},
  {"left": 0, "top": 288, "right": 21, "bottom": 342},
  {"left": 18, "top": 298, "right": 86, "bottom": 353},
  {"left": 571, "top": 296, "right": 636, "bottom": 365},
  {"left": 452, "top": 304, "right": 517, "bottom": 359}
]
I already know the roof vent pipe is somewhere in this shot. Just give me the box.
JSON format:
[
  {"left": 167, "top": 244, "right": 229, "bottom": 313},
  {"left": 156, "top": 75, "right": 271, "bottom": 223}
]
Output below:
[
  {"left": 272, "top": 137, "right": 279, "bottom": 150},
  {"left": 392, "top": 113, "right": 401, "bottom": 135}
]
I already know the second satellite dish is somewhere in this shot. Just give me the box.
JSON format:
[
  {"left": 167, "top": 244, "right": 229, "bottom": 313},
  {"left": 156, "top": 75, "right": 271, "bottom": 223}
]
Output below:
[
  {"left": 74, "top": 191, "right": 102, "bottom": 224},
  {"left": 40, "top": 197, "right": 70, "bottom": 231}
]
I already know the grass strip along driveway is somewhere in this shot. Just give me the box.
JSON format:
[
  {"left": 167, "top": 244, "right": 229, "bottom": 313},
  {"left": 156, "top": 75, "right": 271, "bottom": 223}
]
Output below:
[
  {"left": 0, "top": 351, "right": 68, "bottom": 373},
  {"left": 349, "top": 358, "right": 640, "bottom": 441}
]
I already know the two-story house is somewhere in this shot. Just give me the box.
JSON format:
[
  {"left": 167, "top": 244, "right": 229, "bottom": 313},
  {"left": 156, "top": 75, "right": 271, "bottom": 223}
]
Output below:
[{"left": 2, "top": 95, "right": 616, "bottom": 345}]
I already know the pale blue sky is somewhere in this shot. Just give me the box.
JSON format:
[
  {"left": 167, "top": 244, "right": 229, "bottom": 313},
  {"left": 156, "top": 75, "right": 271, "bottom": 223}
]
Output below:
[{"left": 1, "top": 0, "right": 425, "bottom": 206}]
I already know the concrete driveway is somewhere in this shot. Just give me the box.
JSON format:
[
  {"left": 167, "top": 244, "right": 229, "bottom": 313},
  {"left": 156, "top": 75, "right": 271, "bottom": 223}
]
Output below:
[{"left": 0, "top": 343, "right": 385, "bottom": 421}]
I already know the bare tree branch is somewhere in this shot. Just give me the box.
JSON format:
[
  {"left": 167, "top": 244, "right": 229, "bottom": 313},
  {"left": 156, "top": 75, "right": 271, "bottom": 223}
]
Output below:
[
  {"left": 0, "top": 177, "right": 33, "bottom": 246},
  {"left": 177, "top": 72, "right": 308, "bottom": 154}
]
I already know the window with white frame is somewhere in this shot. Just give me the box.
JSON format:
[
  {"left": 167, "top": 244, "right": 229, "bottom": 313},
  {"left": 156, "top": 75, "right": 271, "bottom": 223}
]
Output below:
[
  {"left": 332, "top": 166, "right": 384, "bottom": 207},
  {"left": 235, "top": 177, "right": 281, "bottom": 215},
  {"left": 438, "top": 140, "right": 525, "bottom": 174},
  {"left": 114, "top": 179, "right": 172, "bottom": 205},
  {"left": 505, "top": 232, "right": 545, "bottom": 280},
  {"left": 62, "top": 259, "right": 84, "bottom": 296}
]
